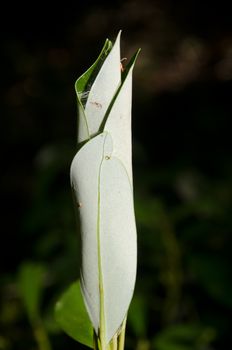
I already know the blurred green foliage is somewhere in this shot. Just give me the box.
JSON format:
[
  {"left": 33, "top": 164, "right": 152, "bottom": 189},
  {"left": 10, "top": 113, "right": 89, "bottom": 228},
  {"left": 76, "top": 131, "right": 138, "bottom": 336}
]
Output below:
[
  {"left": 1, "top": 0, "right": 231, "bottom": 349},
  {"left": 18, "top": 262, "right": 51, "bottom": 350},
  {"left": 18, "top": 263, "right": 45, "bottom": 323}
]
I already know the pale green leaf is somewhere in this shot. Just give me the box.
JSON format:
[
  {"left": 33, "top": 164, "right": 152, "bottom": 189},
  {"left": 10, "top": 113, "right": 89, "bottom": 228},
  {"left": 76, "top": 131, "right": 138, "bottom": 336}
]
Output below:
[
  {"left": 104, "top": 49, "right": 140, "bottom": 183},
  {"left": 70, "top": 132, "right": 137, "bottom": 344}
]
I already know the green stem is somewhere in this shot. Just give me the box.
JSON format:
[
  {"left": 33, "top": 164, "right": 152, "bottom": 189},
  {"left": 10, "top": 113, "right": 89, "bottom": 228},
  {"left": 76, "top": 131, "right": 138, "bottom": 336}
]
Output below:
[
  {"left": 97, "top": 136, "right": 108, "bottom": 350},
  {"left": 33, "top": 320, "right": 52, "bottom": 350},
  {"left": 94, "top": 317, "right": 127, "bottom": 350},
  {"left": 110, "top": 333, "right": 118, "bottom": 350},
  {"left": 118, "top": 317, "right": 127, "bottom": 350}
]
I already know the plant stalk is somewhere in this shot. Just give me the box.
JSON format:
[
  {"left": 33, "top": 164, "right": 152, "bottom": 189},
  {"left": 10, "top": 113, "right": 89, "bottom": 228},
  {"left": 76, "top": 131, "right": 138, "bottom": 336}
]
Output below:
[
  {"left": 33, "top": 319, "right": 52, "bottom": 350},
  {"left": 118, "top": 317, "right": 127, "bottom": 350},
  {"left": 93, "top": 316, "right": 127, "bottom": 350}
]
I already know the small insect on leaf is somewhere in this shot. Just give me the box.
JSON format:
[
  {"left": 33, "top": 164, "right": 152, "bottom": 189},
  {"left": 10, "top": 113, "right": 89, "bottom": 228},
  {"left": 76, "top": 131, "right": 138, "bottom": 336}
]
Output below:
[
  {"left": 90, "top": 101, "right": 102, "bottom": 109},
  {"left": 120, "top": 58, "right": 127, "bottom": 72}
]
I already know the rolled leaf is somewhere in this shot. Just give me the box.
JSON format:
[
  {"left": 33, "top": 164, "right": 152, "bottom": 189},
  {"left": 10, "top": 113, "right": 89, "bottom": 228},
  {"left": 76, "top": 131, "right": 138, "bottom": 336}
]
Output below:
[
  {"left": 75, "top": 32, "right": 121, "bottom": 143},
  {"left": 71, "top": 32, "right": 139, "bottom": 346}
]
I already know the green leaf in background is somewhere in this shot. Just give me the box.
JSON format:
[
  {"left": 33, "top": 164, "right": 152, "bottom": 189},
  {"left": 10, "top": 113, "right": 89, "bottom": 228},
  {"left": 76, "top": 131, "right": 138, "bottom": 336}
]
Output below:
[
  {"left": 128, "top": 294, "right": 148, "bottom": 338},
  {"left": 153, "top": 323, "right": 216, "bottom": 350},
  {"left": 18, "top": 262, "right": 46, "bottom": 322},
  {"left": 55, "top": 280, "right": 93, "bottom": 348}
]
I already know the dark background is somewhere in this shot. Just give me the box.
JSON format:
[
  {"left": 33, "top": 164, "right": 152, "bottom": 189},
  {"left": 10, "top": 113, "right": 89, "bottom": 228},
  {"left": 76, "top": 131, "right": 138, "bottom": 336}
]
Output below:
[{"left": 1, "top": 1, "right": 231, "bottom": 349}]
